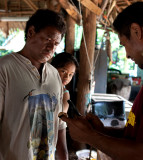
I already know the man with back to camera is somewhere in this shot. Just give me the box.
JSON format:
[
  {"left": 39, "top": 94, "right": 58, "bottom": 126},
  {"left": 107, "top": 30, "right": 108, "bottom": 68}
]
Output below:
[
  {"left": 0, "top": 9, "right": 68, "bottom": 160},
  {"left": 59, "top": 2, "right": 143, "bottom": 160}
]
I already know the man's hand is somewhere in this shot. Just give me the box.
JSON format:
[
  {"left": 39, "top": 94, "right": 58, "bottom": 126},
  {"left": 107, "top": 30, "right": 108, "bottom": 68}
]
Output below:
[
  {"left": 58, "top": 112, "right": 96, "bottom": 144},
  {"left": 86, "top": 113, "right": 104, "bottom": 133}
]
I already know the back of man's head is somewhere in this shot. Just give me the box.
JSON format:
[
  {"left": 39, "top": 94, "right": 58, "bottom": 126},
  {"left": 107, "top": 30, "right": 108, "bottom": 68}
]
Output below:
[
  {"left": 113, "top": 2, "right": 143, "bottom": 39},
  {"left": 25, "top": 9, "right": 66, "bottom": 41}
]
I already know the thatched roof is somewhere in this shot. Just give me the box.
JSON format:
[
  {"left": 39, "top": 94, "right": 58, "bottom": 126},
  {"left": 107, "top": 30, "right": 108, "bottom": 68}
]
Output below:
[{"left": 0, "top": 0, "right": 141, "bottom": 35}]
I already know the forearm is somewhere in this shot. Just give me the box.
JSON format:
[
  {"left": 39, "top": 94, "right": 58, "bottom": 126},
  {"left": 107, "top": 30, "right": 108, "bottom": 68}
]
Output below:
[
  {"left": 63, "top": 92, "right": 70, "bottom": 113},
  {"left": 103, "top": 126, "right": 124, "bottom": 138},
  {"left": 87, "top": 131, "right": 143, "bottom": 160},
  {"left": 56, "top": 129, "right": 68, "bottom": 160},
  {"left": 56, "top": 146, "right": 68, "bottom": 160},
  {"left": 59, "top": 113, "right": 143, "bottom": 160}
]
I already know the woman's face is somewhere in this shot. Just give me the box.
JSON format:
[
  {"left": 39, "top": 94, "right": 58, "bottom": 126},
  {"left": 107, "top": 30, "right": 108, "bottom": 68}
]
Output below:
[{"left": 57, "top": 63, "right": 76, "bottom": 86}]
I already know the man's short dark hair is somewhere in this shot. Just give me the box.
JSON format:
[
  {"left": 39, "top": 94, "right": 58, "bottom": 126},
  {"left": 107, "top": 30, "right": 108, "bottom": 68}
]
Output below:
[
  {"left": 25, "top": 9, "right": 66, "bottom": 41},
  {"left": 113, "top": 2, "right": 143, "bottom": 39}
]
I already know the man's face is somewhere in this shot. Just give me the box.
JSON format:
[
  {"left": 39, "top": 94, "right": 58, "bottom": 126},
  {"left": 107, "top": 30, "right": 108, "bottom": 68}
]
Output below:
[
  {"left": 119, "top": 33, "right": 143, "bottom": 69},
  {"left": 27, "top": 26, "right": 62, "bottom": 65}
]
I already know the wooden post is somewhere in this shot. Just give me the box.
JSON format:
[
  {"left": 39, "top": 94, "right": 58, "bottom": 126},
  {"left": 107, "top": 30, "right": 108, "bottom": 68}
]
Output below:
[
  {"left": 76, "top": 3, "right": 97, "bottom": 115},
  {"left": 65, "top": 14, "right": 75, "bottom": 54},
  {"left": 64, "top": 14, "right": 75, "bottom": 103}
]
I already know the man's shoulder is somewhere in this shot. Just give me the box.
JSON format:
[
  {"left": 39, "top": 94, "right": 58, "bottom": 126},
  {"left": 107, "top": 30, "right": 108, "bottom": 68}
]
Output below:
[
  {"left": 0, "top": 53, "right": 14, "bottom": 61},
  {"left": 0, "top": 53, "right": 15, "bottom": 66},
  {"left": 46, "top": 62, "right": 62, "bottom": 84},
  {"left": 46, "top": 62, "right": 58, "bottom": 73}
]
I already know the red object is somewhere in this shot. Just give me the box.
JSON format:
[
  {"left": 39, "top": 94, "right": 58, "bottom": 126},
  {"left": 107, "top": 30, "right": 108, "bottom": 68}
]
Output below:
[{"left": 132, "top": 77, "right": 141, "bottom": 85}]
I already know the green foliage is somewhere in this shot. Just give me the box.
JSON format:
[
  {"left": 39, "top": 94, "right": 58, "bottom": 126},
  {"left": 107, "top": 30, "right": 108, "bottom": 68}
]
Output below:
[
  {"left": 0, "top": 50, "right": 12, "bottom": 57},
  {"left": 74, "top": 24, "right": 83, "bottom": 50},
  {"left": 0, "top": 32, "right": 5, "bottom": 46},
  {"left": 96, "top": 28, "right": 136, "bottom": 75},
  {"left": 0, "top": 30, "right": 21, "bottom": 57}
]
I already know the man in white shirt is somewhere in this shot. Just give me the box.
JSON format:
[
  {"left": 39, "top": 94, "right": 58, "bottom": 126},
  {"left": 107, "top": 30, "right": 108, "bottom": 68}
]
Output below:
[{"left": 0, "top": 9, "right": 68, "bottom": 160}]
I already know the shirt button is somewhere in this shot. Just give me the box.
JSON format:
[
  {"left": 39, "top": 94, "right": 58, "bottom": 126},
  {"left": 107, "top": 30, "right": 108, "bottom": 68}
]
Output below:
[
  {"left": 37, "top": 75, "right": 40, "bottom": 79},
  {"left": 32, "top": 67, "right": 36, "bottom": 71},
  {"left": 27, "top": 61, "right": 31, "bottom": 64}
]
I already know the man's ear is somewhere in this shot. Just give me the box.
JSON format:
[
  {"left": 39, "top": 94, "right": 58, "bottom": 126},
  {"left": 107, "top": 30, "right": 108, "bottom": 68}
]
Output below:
[
  {"left": 27, "top": 26, "right": 35, "bottom": 39},
  {"left": 130, "top": 23, "right": 142, "bottom": 40}
]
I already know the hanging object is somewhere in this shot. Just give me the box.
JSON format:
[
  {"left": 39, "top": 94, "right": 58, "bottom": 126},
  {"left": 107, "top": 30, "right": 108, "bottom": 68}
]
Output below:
[
  {"left": 106, "top": 31, "right": 112, "bottom": 62},
  {"left": 99, "top": 0, "right": 109, "bottom": 19}
]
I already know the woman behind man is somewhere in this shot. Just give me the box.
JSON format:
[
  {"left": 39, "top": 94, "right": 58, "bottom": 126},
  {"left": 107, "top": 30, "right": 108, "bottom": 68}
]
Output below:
[{"left": 51, "top": 52, "right": 79, "bottom": 113}]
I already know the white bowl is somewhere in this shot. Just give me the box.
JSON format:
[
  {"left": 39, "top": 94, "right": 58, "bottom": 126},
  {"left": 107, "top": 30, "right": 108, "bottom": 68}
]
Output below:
[{"left": 76, "top": 149, "right": 97, "bottom": 160}]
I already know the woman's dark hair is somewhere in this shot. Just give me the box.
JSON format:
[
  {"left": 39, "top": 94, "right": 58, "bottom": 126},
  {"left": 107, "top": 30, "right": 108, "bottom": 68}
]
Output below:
[
  {"left": 113, "top": 2, "right": 143, "bottom": 39},
  {"left": 51, "top": 52, "right": 79, "bottom": 70},
  {"left": 25, "top": 9, "right": 66, "bottom": 41}
]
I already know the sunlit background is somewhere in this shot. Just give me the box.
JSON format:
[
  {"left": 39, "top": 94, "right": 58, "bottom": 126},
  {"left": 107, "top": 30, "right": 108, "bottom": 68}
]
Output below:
[{"left": 0, "top": 24, "right": 143, "bottom": 82}]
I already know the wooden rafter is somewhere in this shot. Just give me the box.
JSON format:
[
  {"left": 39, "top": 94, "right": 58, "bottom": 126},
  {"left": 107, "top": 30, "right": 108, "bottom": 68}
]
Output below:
[
  {"left": 124, "top": 0, "right": 131, "bottom": 6},
  {"left": 77, "top": 0, "right": 102, "bottom": 16},
  {"left": 46, "top": 0, "right": 61, "bottom": 12},
  {"left": 23, "top": 0, "right": 38, "bottom": 11},
  {"left": 115, "top": 4, "right": 122, "bottom": 13},
  {"left": 99, "top": 0, "right": 109, "bottom": 17},
  {"left": 4, "top": 0, "right": 8, "bottom": 12},
  {"left": 57, "top": 0, "right": 82, "bottom": 25},
  {"left": 0, "top": 11, "right": 34, "bottom": 16},
  {"left": 18, "top": 0, "right": 21, "bottom": 11},
  {"left": 107, "top": 0, "right": 116, "bottom": 17},
  {"left": 0, "top": 0, "right": 138, "bottom": 32}
]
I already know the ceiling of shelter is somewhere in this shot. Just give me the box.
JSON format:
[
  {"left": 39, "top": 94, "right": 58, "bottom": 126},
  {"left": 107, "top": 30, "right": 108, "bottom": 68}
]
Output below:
[{"left": 0, "top": 0, "right": 142, "bottom": 35}]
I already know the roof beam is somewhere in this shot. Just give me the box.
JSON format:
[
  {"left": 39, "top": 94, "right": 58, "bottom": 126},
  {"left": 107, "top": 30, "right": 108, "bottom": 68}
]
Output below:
[
  {"left": 23, "top": 0, "right": 38, "bottom": 11},
  {"left": 124, "top": 0, "right": 131, "bottom": 6},
  {"left": 77, "top": 0, "right": 102, "bottom": 16},
  {"left": 115, "top": 4, "right": 122, "bottom": 13},
  {"left": 106, "top": 0, "right": 116, "bottom": 17},
  {"left": 58, "top": 0, "right": 82, "bottom": 25},
  {"left": 100, "top": 0, "right": 109, "bottom": 17},
  {"left": 0, "top": 11, "right": 34, "bottom": 16},
  {"left": 4, "top": 0, "right": 8, "bottom": 12}
]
